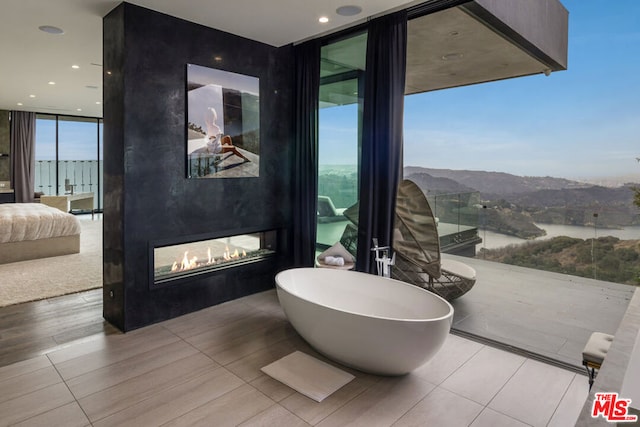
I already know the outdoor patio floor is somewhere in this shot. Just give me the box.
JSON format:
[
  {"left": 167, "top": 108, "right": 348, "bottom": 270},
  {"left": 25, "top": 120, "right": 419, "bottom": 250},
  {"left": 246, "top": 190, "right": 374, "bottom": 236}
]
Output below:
[{"left": 447, "top": 254, "right": 635, "bottom": 370}]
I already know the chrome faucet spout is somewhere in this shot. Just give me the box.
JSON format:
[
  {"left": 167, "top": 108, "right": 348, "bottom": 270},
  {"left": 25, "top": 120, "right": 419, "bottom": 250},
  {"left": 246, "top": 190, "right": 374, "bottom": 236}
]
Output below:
[{"left": 371, "top": 238, "right": 395, "bottom": 278}]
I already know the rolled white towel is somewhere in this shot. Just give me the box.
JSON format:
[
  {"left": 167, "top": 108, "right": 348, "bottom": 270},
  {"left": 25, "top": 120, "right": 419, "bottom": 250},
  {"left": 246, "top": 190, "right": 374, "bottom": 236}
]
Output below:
[{"left": 324, "top": 256, "right": 345, "bottom": 266}]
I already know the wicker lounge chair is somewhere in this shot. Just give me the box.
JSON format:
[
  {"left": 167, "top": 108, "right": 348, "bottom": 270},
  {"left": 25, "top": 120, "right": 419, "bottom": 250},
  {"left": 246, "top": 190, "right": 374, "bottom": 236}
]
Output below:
[
  {"left": 392, "top": 179, "right": 476, "bottom": 301},
  {"left": 337, "top": 180, "right": 475, "bottom": 300}
]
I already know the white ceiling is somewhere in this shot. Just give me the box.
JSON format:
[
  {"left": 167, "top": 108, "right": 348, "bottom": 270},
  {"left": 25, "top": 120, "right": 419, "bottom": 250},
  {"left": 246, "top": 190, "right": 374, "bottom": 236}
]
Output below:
[{"left": 0, "top": 0, "right": 423, "bottom": 118}]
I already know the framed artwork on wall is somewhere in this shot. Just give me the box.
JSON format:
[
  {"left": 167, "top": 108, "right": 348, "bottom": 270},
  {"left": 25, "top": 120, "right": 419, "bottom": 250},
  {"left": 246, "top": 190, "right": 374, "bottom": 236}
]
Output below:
[{"left": 186, "top": 63, "right": 260, "bottom": 178}]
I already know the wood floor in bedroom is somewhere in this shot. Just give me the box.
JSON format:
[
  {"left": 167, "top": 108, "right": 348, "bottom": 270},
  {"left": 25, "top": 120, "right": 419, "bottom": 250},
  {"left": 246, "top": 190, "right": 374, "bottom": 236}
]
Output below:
[{"left": 0, "top": 288, "right": 117, "bottom": 368}]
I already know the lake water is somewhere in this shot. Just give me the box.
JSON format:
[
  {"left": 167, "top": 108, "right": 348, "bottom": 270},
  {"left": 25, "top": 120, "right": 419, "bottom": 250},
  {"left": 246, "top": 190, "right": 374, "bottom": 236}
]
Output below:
[{"left": 478, "top": 224, "right": 640, "bottom": 250}]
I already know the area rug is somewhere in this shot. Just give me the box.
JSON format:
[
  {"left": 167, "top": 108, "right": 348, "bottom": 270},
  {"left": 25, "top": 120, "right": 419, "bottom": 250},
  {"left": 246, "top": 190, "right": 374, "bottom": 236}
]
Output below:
[
  {"left": 261, "top": 351, "right": 355, "bottom": 402},
  {"left": 0, "top": 217, "right": 102, "bottom": 307}
]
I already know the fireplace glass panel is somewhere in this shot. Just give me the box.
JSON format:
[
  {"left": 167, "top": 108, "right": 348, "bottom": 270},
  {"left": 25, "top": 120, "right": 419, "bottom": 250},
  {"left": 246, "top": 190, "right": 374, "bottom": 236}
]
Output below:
[{"left": 153, "top": 231, "right": 276, "bottom": 284}]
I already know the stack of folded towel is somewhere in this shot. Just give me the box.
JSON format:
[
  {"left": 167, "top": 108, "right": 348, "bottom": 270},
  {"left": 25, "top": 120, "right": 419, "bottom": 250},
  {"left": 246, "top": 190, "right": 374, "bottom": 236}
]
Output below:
[
  {"left": 317, "top": 242, "right": 355, "bottom": 269},
  {"left": 323, "top": 256, "right": 345, "bottom": 266}
]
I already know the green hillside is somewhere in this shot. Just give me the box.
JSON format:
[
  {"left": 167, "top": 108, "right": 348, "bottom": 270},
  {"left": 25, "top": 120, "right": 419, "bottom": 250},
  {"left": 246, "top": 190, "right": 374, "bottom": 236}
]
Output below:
[{"left": 480, "top": 236, "right": 640, "bottom": 285}]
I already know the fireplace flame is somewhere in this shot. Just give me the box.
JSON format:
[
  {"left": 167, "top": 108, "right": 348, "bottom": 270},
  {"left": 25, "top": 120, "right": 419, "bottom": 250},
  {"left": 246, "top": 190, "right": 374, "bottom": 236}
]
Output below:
[
  {"left": 177, "top": 251, "right": 198, "bottom": 271},
  {"left": 168, "top": 244, "right": 255, "bottom": 275}
]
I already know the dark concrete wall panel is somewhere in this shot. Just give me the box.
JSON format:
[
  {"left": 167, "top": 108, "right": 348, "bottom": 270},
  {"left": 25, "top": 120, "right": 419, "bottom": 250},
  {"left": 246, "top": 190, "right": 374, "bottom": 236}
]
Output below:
[{"left": 103, "top": 3, "right": 294, "bottom": 331}]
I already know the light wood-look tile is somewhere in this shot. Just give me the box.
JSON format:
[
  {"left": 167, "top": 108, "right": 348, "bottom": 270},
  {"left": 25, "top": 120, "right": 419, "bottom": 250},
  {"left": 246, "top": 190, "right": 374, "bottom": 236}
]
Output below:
[
  {"left": 239, "top": 404, "right": 312, "bottom": 427},
  {"left": 196, "top": 318, "right": 295, "bottom": 366},
  {"left": 488, "top": 359, "right": 575, "bottom": 426},
  {"left": 315, "top": 374, "right": 436, "bottom": 427},
  {"left": 161, "top": 300, "right": 257, "bottom": 339},
  {"left": 92, "top": 366, "right": 244, "bottom": 427},
  {"left": 0, "top": 365, "right": 62, "bottom": 404},
  {"left": 78, "top": 352, "right": 217, "bottom": 422},
  {"left": 440, "top": 345, "right": 526, "bottom": 405},
  {"left": 163, "top": 384, "right": 275, "bottom": 427},
  {"left": 279, "top": 371, "right": 379, "bottom": 425},
  {"left": 0, "top": 355, "right": 50, "bottom": 382},
  {"left": 393, "top": 387, "right": 483, "bottom": 427},
  {"left": 11, "top": 402, "right": 91, "bottom": 427},
  {"left": 470, "top": 408, "right": 531, "bottom": 427},
  {"left": 184, "top": 310, "right": 291, "bottom": 362},
  {"left": 249, "top": 373, "right": 297, "bottom": 402},
  {"left": 54, "top": 325, "right": 180, "bottom": 380},
  {"left": 0, "top": 383, "right": 75, "bottom": 427},
  {"left": 225, "top": 338, "right": 309, "bottom": 383},
  {"left": 66, "top": 339, "right": 202, "bottom": 399},
  {"left": 239, "top": 289, "right": 287, "bottom": 317},
  {"left": 412, "top": 334, "right": 484, "bottom": 385},
  {"left": 547, "top": 373, "right": 589, "bottom": 427},
  {"left": 46, "top": 333, "right": 114, "bottom": 365}
]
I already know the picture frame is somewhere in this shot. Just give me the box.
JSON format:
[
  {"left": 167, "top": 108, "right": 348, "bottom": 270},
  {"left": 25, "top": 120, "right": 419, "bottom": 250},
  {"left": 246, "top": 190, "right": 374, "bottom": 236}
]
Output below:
[{"left": 186, "top": 64, "right": 260, "bottom": 178}]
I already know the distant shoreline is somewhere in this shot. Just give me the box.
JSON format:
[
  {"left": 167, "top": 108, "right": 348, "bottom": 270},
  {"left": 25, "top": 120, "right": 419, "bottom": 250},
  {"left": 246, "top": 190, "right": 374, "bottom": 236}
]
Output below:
[{"left": 478, "top": 223, "right": 640, "bottom": 250}]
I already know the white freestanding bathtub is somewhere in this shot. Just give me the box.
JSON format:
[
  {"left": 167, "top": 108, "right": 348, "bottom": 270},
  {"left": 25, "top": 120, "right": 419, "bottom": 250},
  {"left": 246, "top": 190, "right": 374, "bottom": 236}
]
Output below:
[{"left": 275, "top": 267, "right": 453, "bottom": 375}]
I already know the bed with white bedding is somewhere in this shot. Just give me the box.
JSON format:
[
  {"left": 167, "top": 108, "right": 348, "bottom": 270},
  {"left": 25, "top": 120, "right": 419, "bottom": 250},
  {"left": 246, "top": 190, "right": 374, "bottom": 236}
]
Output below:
[{"left": 0, "top": 203, "right": 81, "bottom": 264}]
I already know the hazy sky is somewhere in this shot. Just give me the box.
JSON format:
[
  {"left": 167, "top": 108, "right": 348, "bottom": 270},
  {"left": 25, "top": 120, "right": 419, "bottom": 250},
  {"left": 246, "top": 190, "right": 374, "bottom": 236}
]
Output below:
[{"left": 321, "top": 0, "right": 640, "bottom": 182}]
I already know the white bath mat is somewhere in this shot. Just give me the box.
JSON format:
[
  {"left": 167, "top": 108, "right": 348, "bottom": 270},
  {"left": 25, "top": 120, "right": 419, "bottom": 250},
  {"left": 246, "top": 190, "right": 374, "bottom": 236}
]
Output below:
[{"left": 261, "top": 351, "right": 355, "bottom": 402}]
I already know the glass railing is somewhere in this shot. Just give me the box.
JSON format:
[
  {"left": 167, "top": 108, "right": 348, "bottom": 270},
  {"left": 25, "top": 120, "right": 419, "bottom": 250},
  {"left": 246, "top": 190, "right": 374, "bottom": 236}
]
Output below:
[
  {"left": 315, "top": 191, "right": 485, "bottom": 256},
  {"left": 316, "top": 188, "right": 640, "bottom": 286},
  {"left": 34, "top": 160, "right": 103, "bottom": 210},
  {"left": 476, "top": 205, "right": 640, "bottom": 286},
  {"left": 427, "top": 192, "right": 482, "bottom": 255}
]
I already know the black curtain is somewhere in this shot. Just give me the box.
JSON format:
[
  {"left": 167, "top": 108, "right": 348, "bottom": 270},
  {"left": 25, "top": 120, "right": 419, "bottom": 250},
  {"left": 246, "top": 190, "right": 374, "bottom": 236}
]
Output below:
[
  {"left": 10, "top": 111, "right": 36, "bottom": 203},
  {"left": 292, "top": 40, "right": 321, "bottom": 267},
  {"left": 356, "top": 11, "right": 408, "bottom": 273}
]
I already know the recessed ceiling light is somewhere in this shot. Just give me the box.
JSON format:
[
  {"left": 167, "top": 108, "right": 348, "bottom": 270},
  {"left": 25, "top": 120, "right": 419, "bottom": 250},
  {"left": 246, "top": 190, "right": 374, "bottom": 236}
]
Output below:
[
  {"left": 72, "top": 65, "right": 80, "bottom": 69},
  {"left": 214, "top": 56, "right": 223, "bottom": 62},
  {"left": 336, "top": 5, "right": 362, "bottom": 16},
  {"left": 48, "top": 81, "right": 56, "bottom": 85},
  {"left": 38, "top": 25, "right": 64, "bottom": 35},
  {"left": 17, "top": 102, "right": 23, "bottom": 106},
  {"left": 77, "top": 108, "right": 82, "bottom": 112},
  {"left": 319, "top": 16, "right": 329, "bottom": 23},
  {"left": 29, "top": 94, "right": 36, "bottom": 98},
  {"left": 96, "top": 101, "right": 101, "bottom": 105}
]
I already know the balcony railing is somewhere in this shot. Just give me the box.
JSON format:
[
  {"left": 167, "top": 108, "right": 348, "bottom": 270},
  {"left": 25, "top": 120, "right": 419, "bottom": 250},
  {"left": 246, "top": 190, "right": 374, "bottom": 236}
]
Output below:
[
  {"left": 34, "top": 160, "right": 103, "bottom": 210},
  {"left": 315, "top": 191, "right": 483, "bottom": 256}
]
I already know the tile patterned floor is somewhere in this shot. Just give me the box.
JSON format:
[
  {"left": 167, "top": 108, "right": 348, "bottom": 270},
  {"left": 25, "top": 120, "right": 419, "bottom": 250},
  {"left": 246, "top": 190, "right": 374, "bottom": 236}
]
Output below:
[{"left": 0, "top": 290, "right": 588, "bottom": 427}]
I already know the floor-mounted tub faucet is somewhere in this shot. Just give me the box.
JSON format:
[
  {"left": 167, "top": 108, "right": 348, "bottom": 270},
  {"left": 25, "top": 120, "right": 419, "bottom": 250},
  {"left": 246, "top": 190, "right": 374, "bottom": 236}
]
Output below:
[{"left": 371, "top": 238, "right": 395, "bottom": 278}]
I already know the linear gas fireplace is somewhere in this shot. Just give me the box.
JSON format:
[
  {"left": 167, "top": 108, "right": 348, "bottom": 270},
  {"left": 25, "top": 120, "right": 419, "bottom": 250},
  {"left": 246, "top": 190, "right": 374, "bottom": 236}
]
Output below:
[{"left": 152, "top": 230, "right": 277, "bottom": 286}]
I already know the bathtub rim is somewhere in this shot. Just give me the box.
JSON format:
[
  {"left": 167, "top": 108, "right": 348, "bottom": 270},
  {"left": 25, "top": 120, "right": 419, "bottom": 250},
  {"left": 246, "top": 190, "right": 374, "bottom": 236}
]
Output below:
[{"left": 275, "top": 267, "right": 454, "bottom": 323}]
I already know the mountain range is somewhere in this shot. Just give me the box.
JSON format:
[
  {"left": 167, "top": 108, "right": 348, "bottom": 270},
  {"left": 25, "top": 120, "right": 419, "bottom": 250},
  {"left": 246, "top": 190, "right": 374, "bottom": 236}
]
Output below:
[
  {"left": 404, "top": 166, "right": 594, "bottom": 195},
  {"left": 404, "top": 166, "right": 640, "bottom": 232}
]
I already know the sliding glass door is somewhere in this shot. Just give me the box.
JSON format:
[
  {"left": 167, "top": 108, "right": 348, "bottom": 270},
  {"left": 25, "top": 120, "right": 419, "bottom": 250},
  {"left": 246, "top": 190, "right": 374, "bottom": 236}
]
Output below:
[
  {"left": 34, "top": 114, "right": 103, "bottom": 211},
  {"left": 316, "top": 32, "right": 366, "bottom": 254}
]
